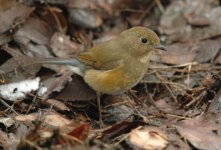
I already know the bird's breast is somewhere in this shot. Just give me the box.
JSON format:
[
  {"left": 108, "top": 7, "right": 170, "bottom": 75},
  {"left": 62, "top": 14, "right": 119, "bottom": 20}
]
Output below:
[{"left": 83, "top": 61, "right": 148, "bottom": 94}]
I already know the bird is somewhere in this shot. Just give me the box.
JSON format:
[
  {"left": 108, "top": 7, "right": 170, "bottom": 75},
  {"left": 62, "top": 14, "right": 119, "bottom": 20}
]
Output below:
[{"left": 34, "top": 26, "right": 166, "bottom": 126}]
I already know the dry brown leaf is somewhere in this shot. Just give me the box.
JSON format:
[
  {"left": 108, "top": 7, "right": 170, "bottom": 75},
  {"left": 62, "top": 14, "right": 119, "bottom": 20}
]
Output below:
[
  {"left": 15, "top": 112, "right": 72, "bottom": 127},
  {"left": 0, "top": 3, "right": 34, "bottom": 33},
  {"left": 155, "top": 39, "right": 220, "bottom": 65},
  {"left": 103, "top": 95, "right": 134, "bottom": 124},
  {"left": 44, "top": 113, "right": 72, "bottom": 127},
  {"left": 42, "top": 70, "right": 73, "bottom": 98},
  {"left": 14, "top": 17, "right": 53, "bottom": 45},
  {"left": 0, "top": 130, "right": 17, "bottom": 149},
  {"left": 159, "top": 1, "right": 186, "bottom": 35},
  {"left": 15, "top": 113, "right": 39, "bottom": 123},
  {"left": 56, "top": 75, "right": 96, "bottom": 101},
  {"left": 176, "top": 113, "right": 221, "bottom": 150},
  {"left": 154, "top": 42, "right": 195, "bottom": 65},
  {"left": 68, "top": 124, "right": 89, "bottom": 141},
  {"left": 187, "top": 15, "right": 210, "bottom": 26},
  {"left": 68, "top": 8, "right": 103, "bottom": 28},
  {"left": 44, "top": 99, "right": 70, "bottom": 111},
  {"left": 0, "top": 117, "right": 15, "bottom": 128},
  {"left": 194, "top": 40, "right": 220, "bottom": 63},
  {"left": 68, "top": 0, "right": 96, "bottom": 9},
  {"left": 160, "top": 0, "right": 221, "bottom": 42},
  {"left": 0, "top": 47, "right": 41, "bottom": 81},
  {"left": 50, "top": 32, "right": 78, "bottom": 57},
  {"left": 129, "top": 127, "right": 168, "bottom": 150}
]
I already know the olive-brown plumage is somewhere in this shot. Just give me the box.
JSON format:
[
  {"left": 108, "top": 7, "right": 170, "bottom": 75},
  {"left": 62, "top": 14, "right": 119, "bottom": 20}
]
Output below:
[
  {"left": 35, "top": 27, "right": 165, "bottom": 126},
  {"left": 37, "top": 27, "right": 165, "bottom": 94},
  {"left": 80, "top": 27, "right": 165, "bottom": 94}
]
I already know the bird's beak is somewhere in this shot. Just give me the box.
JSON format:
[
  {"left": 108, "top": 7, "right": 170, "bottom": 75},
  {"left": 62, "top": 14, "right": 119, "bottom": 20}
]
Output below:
[{"left": 154, "top": 44, "right": 166, "bottom": 51}]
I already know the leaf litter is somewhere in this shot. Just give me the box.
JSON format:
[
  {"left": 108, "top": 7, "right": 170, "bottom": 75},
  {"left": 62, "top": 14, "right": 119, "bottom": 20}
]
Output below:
[{"left": 0, "top": 0, "right": 221, "bottom": 149}]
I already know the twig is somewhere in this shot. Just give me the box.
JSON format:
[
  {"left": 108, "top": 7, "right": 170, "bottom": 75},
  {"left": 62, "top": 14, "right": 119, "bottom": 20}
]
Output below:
[
  {"left": 0, "top": 98, "right": 19, "bottom": 115},
  {"left": 104, "top": 101, "right": 129, "bottom": 109},
  {"left": 154, "top": 0, "right": 165, "bottom": 13},
  {"left": 166, "top": 113, "right": 191, "bottom": 120},
  {"left": 186, "top": 63, "right": 192, "bottom": 89},
  {"left": 47, "top": 6, "right": 65, "bottom": 32},
  {"left": 142, "top": 80, "right": 187, "bottom": 91},
  {"left": 144, "top": 84, "right": 167, "bottom": 116},
  {"left": 155, "top": 72, "right": 178, "bottom": 102},
  {"left": 26, "top": 93, "right": 39, "bottom": 114}
]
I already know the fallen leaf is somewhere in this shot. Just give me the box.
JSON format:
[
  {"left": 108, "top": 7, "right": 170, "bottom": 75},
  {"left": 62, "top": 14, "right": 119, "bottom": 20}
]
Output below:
[
  {"left": 42, "top": 70, "right": 73, "bottom": 99},
  {"left": 68, "top": 124, "right": 89, "bottom": 141},
  {"left": 44, "top": 113, "right": 72, "bottom": 127},
  {"left": 176, "top": 113, "right": 221, "bottom": 150},
  {"left": 154, "top": 42, "right": 195, "bottom": 65},
  {"left": 14, "top": 17, "right": 53, "bottom": 45},
  {"left": 50, "top": 32, "right": 78, "bottom": 58},
  {"left": 44, "top": 99, "right": 70, "bottom": 112},
  {"left": 15, "top": 112, "right": 72, "bottom": 127},
  {"left": 194, "top": 40, "right": 220, "bottom": 63},
  {"left": 56, "top": 75, "right": 96, "bottom": 101},
  {"left": 0, "top": 130, "right": 17, "bottom": 149},
  {"left": 0, "top": 3, "right": 34, "bottom": 33},
  {"left": 68, "top": 8, "right": 102, "bottom": 28},
  {"left": 103, "top": 95, "right": 134, "bottom": 124},
  {"left": 129, "top": 127, "right": 168, "bottom": 150}
]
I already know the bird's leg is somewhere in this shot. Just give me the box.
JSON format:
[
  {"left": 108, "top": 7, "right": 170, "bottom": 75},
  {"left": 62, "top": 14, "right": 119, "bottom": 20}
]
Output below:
[{"left": 96, "top": 92, "right": 104, "bottom": 128}]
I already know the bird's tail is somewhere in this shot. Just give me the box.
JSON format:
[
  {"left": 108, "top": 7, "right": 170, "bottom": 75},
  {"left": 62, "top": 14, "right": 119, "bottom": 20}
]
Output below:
[
  {"left": 1, "top": 46, "right": 86, "bottom": 76},
  {"left": 35, "top": 58, "right": 86, "bottom": 76}
]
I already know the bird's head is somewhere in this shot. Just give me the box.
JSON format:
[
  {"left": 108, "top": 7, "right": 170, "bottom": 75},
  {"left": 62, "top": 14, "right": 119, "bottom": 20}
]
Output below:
[{"left": 120, "top": 27, "right": 166, "bottom": 57}]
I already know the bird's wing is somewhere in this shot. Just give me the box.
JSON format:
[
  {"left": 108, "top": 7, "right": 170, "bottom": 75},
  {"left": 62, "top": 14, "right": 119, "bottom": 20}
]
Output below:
[
  {"left": 77, "top": 51, "right": 102, "bottom": 69},
  {"left": 77, "top": 50, "right": 124, "bottom": 70},
  {"left": 77, "top": 36, "right": 126, "bottom": 70}
]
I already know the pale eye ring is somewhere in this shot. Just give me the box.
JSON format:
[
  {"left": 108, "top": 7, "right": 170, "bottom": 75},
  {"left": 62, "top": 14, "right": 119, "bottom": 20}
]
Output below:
[{"left": 140, "top": 37, "right": 149, "bottom": 44}]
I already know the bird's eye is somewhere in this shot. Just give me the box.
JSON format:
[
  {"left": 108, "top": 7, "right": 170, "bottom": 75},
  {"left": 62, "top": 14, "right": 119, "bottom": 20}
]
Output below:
[{"left": 140, "top": 37, "right": 148, "bottom": 44}]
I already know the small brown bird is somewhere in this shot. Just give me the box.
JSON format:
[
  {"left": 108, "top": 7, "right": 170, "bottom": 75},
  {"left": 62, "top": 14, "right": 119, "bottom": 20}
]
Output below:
[{"left": 36, "top": 26, "right": 166, "bottom": 125}]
